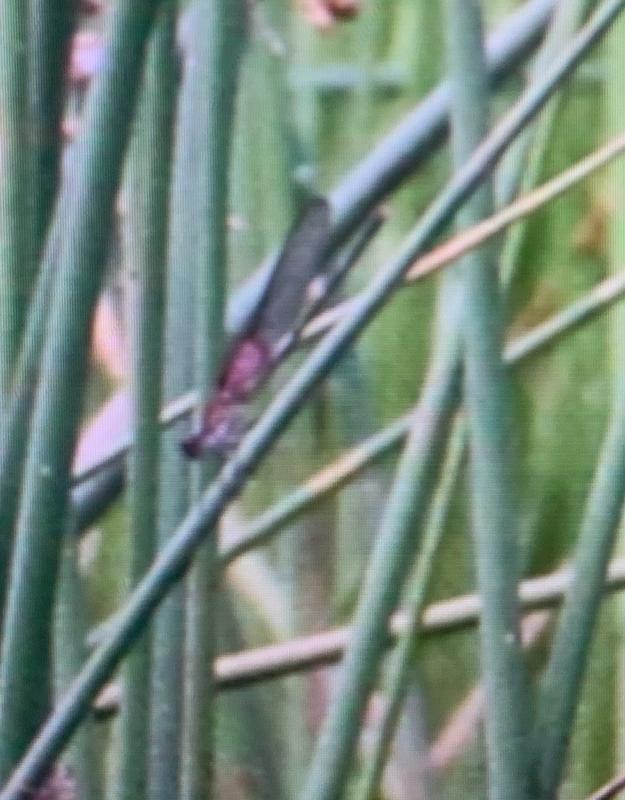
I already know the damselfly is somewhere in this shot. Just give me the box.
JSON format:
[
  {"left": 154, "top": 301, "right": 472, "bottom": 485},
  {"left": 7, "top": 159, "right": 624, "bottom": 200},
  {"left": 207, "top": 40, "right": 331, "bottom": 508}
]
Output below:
[{"left": 182, "top": 198, "right": 383, "bottom": 458}]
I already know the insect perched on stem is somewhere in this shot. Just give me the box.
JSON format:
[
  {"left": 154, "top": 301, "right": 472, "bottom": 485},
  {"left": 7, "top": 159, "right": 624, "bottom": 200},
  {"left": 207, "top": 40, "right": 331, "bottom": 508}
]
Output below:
[{"left": 181, "top": 197, "right": 384, "bottom": 459}]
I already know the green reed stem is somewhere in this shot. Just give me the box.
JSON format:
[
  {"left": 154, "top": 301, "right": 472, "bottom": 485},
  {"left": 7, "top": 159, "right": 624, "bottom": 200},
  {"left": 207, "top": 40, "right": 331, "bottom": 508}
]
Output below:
[
  {"left": 445, "top": 3, "right": 532, "bottom": 797},
  {"left": 0, "top": 0, "right": 30, "bottom": 398},
  {"left": 28, "top": 0, "right": 77, "bottom": 263},
  {"left": 356, "top": 417, "right": 465, "bottom": 800},
  {"left": 298, "top": 337, "right": 461, "bottom": 800},
  {"left": 180, "top": 2, "right": 246, "bottom": 799},
  {"left": 49, "top": 0, "right": 558, "bottom": 547},
  {"left": 116, "top": 9, "right": 176, "bottom": 800},
  {"left": 54, "top": 539, "right": 103, "bottom": 800}
]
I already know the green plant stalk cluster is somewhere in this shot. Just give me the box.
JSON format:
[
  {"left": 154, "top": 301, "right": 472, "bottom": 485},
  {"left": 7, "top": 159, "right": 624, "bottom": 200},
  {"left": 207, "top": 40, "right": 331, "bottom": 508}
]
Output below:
[
  {"left": 532, "top": 9, "right": 625, "bottom": 794},
  {"left": 355, "top": 2, "right": 607, "bottom": 789},
  {"left": 2, "top": 2, "right": 624, "bottom": 796},
  {"left": 0, "top": 0, "right": 167, "bottom": 620},
  {"left": 356, "top": 417, "right": 466, "bottom": 800},
  {"left": 0, "top": 0, "right": 163, "bottom": 784},
  {"left": 224, "top": 0, "right": 611, "bottom": 571},
  {"left": 56, "top": 0, "right": 557, "bottom": 542},
  {"left": 0, "top": 4, "right": 553, "bottom": 630},
  {"left": 148, "top": 30, "right": 193, "bottom": 800},
  {"left": 87, "top": 267, "right": 625, "bottom": 666},
  {"left": 70, "top": 124, "right": 625, "bottom": 527},
  {"left": 298, "top": 338, "right": 461, "bottom": 800}
]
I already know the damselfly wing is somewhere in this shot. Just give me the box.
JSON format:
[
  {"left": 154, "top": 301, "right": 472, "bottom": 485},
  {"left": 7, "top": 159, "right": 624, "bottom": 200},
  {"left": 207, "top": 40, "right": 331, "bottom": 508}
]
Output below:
[{"left": 182, "top": 197, "right": 332, "bottom": 459}]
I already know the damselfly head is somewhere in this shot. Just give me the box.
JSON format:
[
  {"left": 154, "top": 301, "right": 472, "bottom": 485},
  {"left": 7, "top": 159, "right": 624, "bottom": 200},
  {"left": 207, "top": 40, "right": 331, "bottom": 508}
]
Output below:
[{"left": 181, "top": 400, "right": 249, "bottom": 460}]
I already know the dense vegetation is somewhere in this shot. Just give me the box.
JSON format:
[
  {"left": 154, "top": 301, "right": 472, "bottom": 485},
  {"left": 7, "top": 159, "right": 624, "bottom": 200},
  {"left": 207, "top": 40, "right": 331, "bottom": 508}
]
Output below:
[{"left": 3, "top": 1, "right": 625, "bottom": 798}]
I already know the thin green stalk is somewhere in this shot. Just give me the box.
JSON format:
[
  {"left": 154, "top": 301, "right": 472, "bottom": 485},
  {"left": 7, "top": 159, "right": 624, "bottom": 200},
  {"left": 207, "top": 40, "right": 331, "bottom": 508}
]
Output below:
[
  {"left": 0, "top": 0, "right": 75, "bottom": 537},
  {"left": 501, "top": 274, "right": 625, "bottom": 362},
  {"left": 116, "top": 9, "right": 176, "bottom": 800},
  {"left": 2, "top": 8, "right": 621, "bottom": 792},
  {"left": 0, "top": 0, "right": 162, "bottom": 784},
  {"left": 356, "top": 415, "right": 466, "bottom": 800},
  {"left": 0, "top": 223, "right": 62, "bottom": 618},
  {"left": 533, "top": 10, "right": 625, "bottom": 795},
  {"left": 533, "top": 409, "right": 625, "bottom": 796},
  {"left": 28, "top": 0, "right": 77, "bottom": 262},
  {"left": 54, "top": 540, "right": 103, "bottom": 800},
  {"left": 445, "top": 3, "right": 531, "bottom": 798},
  {"left": 146, "top": 320, "right": 188, "bottom": 799},
  {"left": 147, "top": 34, "right": 192, "bottom": 800},
  {"left": 299, "top": 336, "right": 461, "bottom": 800},
  {"left": 607, "top": 5, "right": 625, "bottom": 782},
  {"left": 180, "top": 2, "right": 245, "bottom": 799},
  {"left": 0, "top": 0, "right": 30, "bottom": 397},
  {"left": 602, "top": 0, "right": 625, "bottom": 468},
  {"left": 271, "top": 1, "right": 326, "bottom": 783}
]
